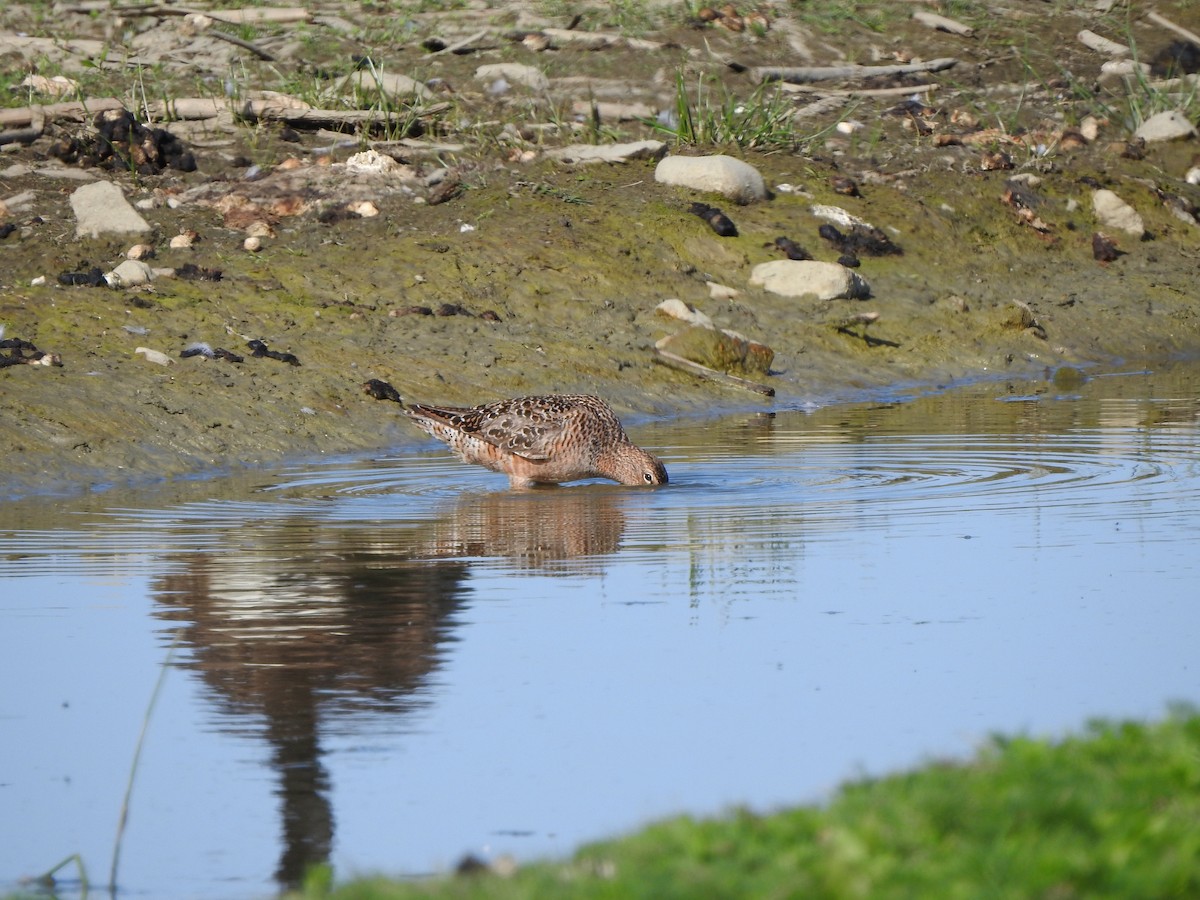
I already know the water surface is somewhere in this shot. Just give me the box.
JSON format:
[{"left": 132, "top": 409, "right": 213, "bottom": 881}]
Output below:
[{"left": 3, "top": 364, "right": 1199, "bottom": 898}]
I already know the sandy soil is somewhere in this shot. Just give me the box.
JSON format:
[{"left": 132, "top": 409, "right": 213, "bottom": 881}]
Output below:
[{"left": 2, "top": 0, "right": 1198, "bottom": 497}]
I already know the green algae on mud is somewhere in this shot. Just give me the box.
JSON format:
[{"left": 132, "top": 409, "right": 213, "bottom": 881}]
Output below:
[{"left": 3, "top": 147, "right": 1200, "bottom": 497}]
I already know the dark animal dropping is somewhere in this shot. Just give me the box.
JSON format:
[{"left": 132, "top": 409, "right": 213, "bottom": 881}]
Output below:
[{"left": 690, "top": 202, "right": 737, "bottom": 237}]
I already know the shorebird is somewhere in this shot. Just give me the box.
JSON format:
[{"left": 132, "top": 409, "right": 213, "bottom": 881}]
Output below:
[{"left": 363, "top": 380, "right": 668, "bottom": 489}]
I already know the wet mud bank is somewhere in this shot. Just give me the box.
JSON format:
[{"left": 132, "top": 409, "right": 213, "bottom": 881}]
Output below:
[{"left": 3, "top": 0, "right": 1199, "bottom": 497}]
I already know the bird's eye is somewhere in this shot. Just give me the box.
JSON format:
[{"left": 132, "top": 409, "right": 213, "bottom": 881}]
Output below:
[{"left": 644, "top": 472, "right": 654, "bottom": 483}]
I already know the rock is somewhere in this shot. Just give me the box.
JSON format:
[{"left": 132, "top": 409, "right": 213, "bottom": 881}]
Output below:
[
  {"left": 656, "top": 298, "right": 714, "bottom": 328},
  {"left": 135, "top": 346, "right": 174, "bottom": 366},
  {"left": 546, "top": 141, "right": 667, "bottom": 164},
  {"left": 656, "top": 325, "right": 773, "bottom": 376},
  {"left": 344, "top": 149, "right": 410, "bottom": 176},
  {"left": 106, "top": 259, "right": 155, "bottom": 287},
  {"left": 1092, "top": 189, "right": 1145, "bottom": 237},
  {"left": 749, "top": 259, "right": 870, "bottom": 300},
  {"left": 570, "top": 100, "right": 657, "bottom": 122},
  {"left": 340, "top": 70, "right": 431, "bottom": 101},
  {"left": 474, "top": 63, "right": 549, "bottom": 91},
  {"left": 707, "top": 281, "right": 740, "bottom": 300},
  {"left": 1133, "top": 110, "right": 1196, "bottom": 143},
  {"left": 70, "top": 180, "right": 151, "bottom": 239},
  {"left": 810, "top": 204, "right": 871, "bottom": 228},
  {"left": 995, "top": 301, "right": 1046, "bottom": 338},
  {"left": 654, "top": 154, "right": 769, "bottom": 205}
]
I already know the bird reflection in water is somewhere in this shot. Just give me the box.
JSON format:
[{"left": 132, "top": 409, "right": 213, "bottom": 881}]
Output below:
[{"left": 149, "top": 487, "right": 631, "bottom": 888}]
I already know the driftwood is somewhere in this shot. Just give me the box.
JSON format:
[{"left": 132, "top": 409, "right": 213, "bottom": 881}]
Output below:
[
  {"left": 238, "top": 101, "right": 452, "bottom": 128},
  {"left": 1077, "top": 29, "right": 1129, "bottom": 57},
  {"left": 0, "top": 97, "right": 125, "bottom": 129},
  {"left": 783, "top": 82, "right": 940, "bottom": 98},
  {"left": 0, "top": 95, "right": 450, "bottom": 143},
  {"left": 653, "top": 349, "right": 775, "bottom": 397},
  {"left": 754, "top": 57, "right": 958, "bottom": 84},
  {"left": 912, "top": 11, "right": 973, "bottom": 37}
]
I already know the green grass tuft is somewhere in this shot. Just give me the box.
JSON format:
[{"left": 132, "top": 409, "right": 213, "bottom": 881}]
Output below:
[{"left": 291, "top": 709, "right": 1200, "bottom": 899}]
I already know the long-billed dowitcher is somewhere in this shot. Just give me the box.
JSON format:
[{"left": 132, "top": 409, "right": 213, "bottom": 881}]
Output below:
[{"left": 363, "top": 380, "right": 668, "bottom": 489}]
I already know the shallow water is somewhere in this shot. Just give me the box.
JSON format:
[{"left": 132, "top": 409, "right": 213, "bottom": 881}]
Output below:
[{"left": 3, "top": 363, "right": 1199, "bottom": 898}]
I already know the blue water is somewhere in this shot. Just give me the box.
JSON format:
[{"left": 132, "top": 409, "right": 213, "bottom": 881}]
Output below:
[{"left": 2, "top": 365, "right": 1199, "bottom": 898}]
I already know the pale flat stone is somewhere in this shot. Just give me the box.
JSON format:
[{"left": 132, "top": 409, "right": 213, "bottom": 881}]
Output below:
[
  {"left": 749, "top": 259, "right": 870, "bottom": 300},
  {"left": 655, "top": 154, "right": 769, "bottom": 205},
  {"left": 475, "top": 63, "right": 549, "bottom": 91},
  {"left": 1092, "top": 189, "right": 1144, "bottom": 237},
  {"left": 340, "top": 70, "right": 431, "bottom": 101},
  {"left": 71, "top": 180, "right": 151, "bottom": 238},
  {"left": 547, "top": 141, "right": 667, "bottom": 164}
]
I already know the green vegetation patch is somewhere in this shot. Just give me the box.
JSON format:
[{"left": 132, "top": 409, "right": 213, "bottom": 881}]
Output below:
[{"left": 296, "top": 710, "right": 1200, "bottom": 899}]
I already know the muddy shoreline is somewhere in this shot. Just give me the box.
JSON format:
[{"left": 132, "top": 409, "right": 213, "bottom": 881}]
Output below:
[{"left": 3, "top": 1, "right": 1199, "bottom": 498}]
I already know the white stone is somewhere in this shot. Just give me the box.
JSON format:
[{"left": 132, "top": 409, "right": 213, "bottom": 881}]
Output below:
[
  {"left": 474, "top": 63, "right": 549, "bottom": 91},
  {"left": 1134, "top": 110, "right": 1197, "bottom": 143},
  {"left": 654, "top": 154, "right": 769, "bottom": 204},
  {"left": 341, "top": 70, "right": 431, "bottom": 100},
  {"left": 656, "top": 298, "right": 714, "bottom": 328},
  {"left": 344, "top": 149, "right": 403, "bottom": 175},
  {"left": 70, "top": 180, "right": 151, "bottom": 239},
  {"left": 107, "top": 259, "right": 155, "bottom": 287},
  {"left": 707, "top": 281, "right": 740, "bottom": 300},
  {"left": 810, "top": 204, "right": 871, "bottom": 228},
  {"left": 1092, "top": 189, "right": 1145, "bottom": 237},
  {"left": 1100, "top": 59, "right": 1149, "bottom": 77},
  {"left": 749, "top": 260, "right": 870, "bottom": 300}
]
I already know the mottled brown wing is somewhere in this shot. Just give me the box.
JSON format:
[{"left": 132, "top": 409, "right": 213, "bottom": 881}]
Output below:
[{"left": 409, "top": 398, "right": 578, "bottom": 460}]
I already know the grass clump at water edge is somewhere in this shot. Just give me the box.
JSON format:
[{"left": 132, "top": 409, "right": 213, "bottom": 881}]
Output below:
[{"left": 291, "top": 708, "right": 1200, "bottom": 899}]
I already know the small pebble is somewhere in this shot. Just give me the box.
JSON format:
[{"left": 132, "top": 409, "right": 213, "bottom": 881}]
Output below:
[{"left": 135, "top": 346, "right": 174, "bottom": 366}]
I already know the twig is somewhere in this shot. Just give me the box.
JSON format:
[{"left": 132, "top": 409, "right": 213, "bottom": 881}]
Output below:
[
  {"left": 30, "top": 854, "right": 88, "bottom": 894},
  {"left": 754, "top": 57, "right": 958, "bottom": 84},
  {"left": 429, "top": 27, "right": 491, "bottom": 55},
  {"left": 239, "top": 101, "right": 450, "bottom": 128},
  {"left": 110, "top": 630, "right": 183, "bottom": 894},
  {"left": 110, "top": 5, "right": 311, "bottom": 25},
  {"left": 207, "top": 29, "right": 276, "bottom": 61},
  {"left": 1146, "top": 11, "right": 1200, "bottom": 48},
  {"left": 654, "top": 348, "right": 775, "bottom": 396}
]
